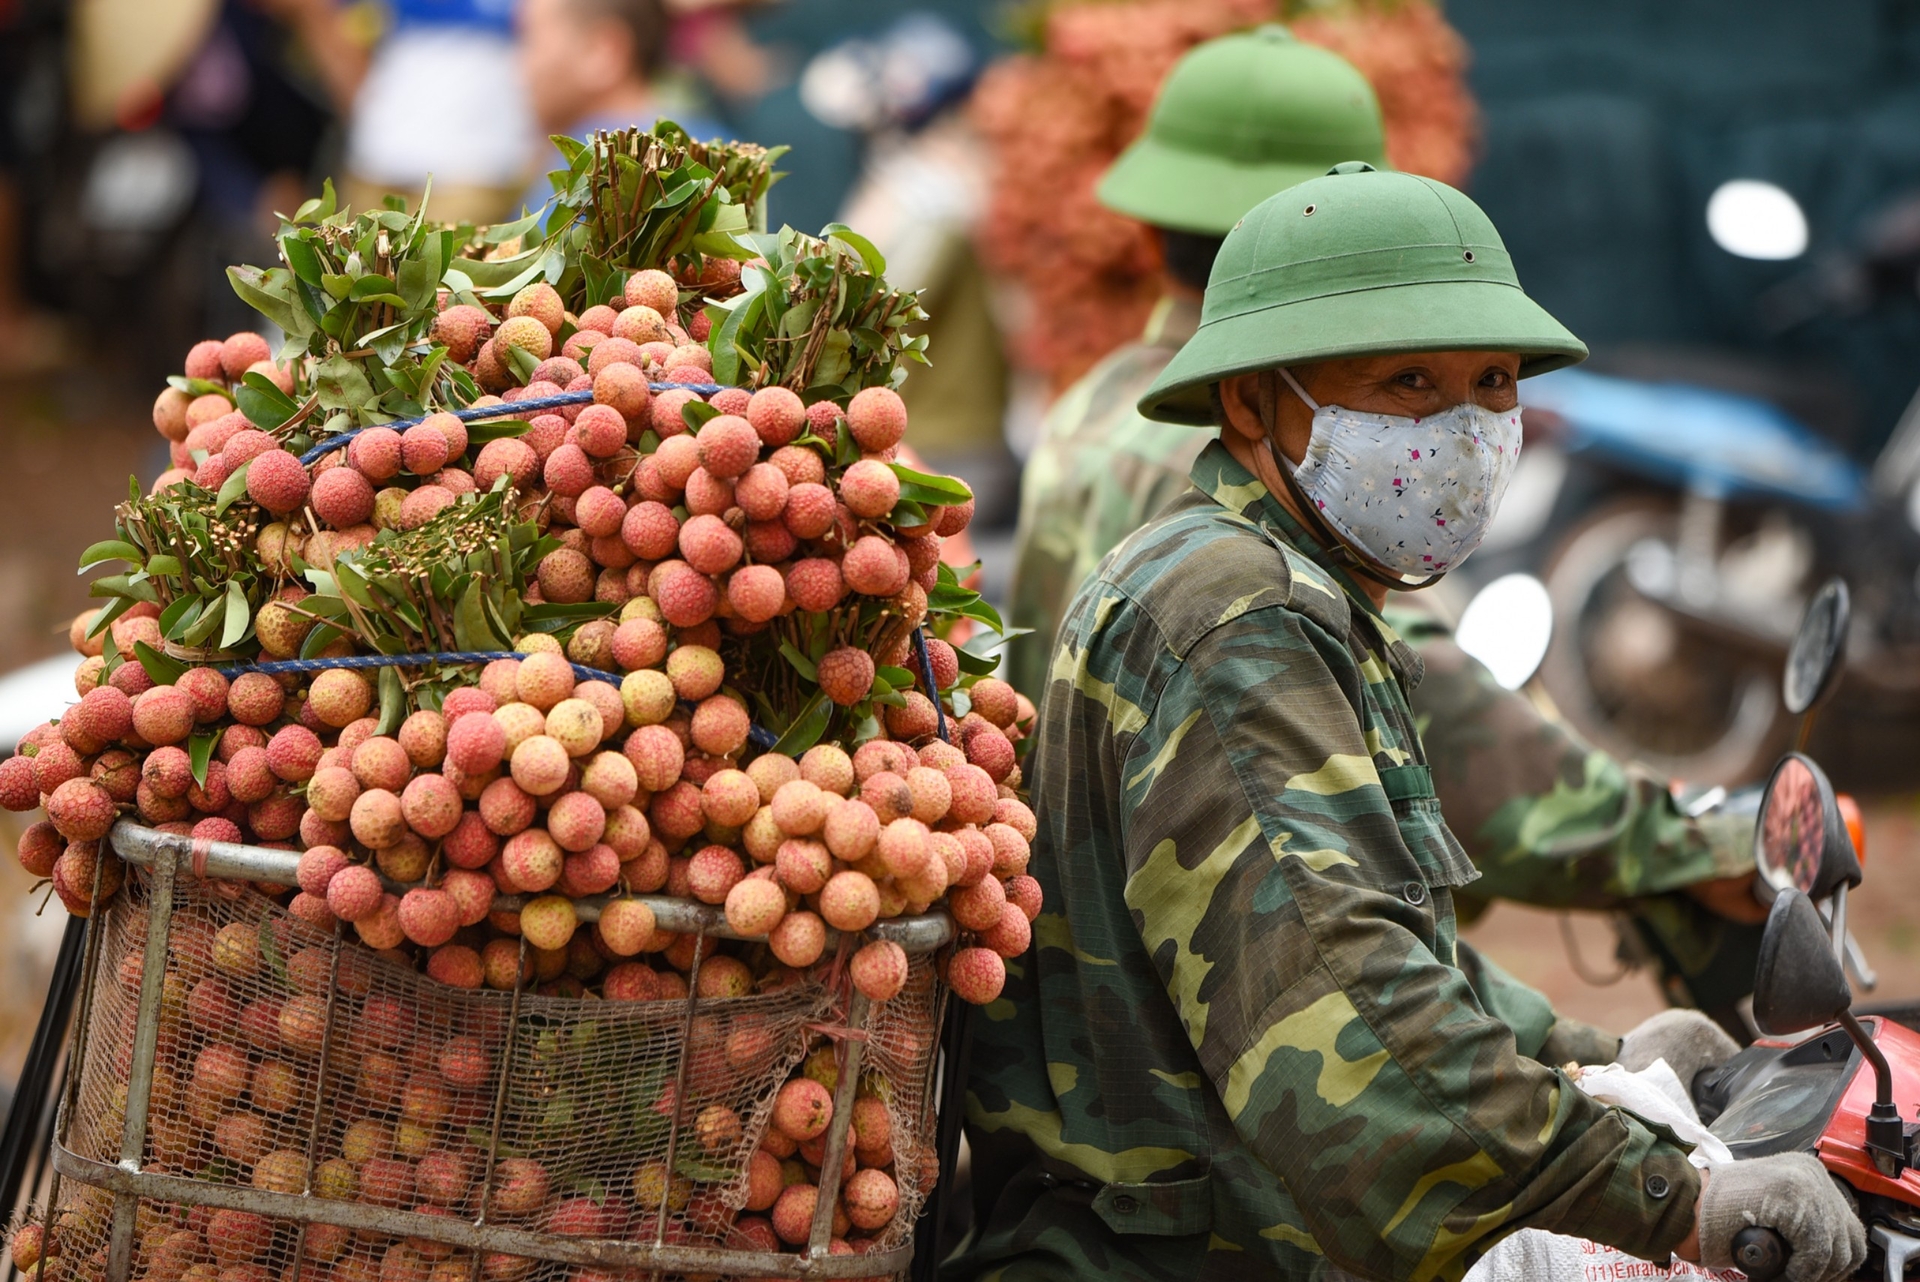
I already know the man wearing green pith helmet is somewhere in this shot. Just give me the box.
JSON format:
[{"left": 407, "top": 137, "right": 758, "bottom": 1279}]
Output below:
[
  {"left": 955, "top": 154, "right": 1865, "bottom": 1282},
  {"left": 1004, "top": 25, "right": 1774, "bottom": 1040}
]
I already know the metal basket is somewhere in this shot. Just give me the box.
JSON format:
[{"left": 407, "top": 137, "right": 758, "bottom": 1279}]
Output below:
[{"left": 34, "top": 821, "right": 953, "bottom": 1281}]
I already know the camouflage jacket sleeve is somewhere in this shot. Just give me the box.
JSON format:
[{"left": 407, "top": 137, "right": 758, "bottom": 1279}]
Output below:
[
  {"left": 1108, "top": 512, "right": 1697, "bottom": 1275},
  {"left": 1389, "top": 601, "right": 1753, "bottom": 908}
]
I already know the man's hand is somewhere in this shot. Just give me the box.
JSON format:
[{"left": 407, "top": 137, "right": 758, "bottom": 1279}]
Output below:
[
  {"left": 1618, "top": 1009, "right": 1739, "bottom": 1092},
  {"left": 1694, "top": 1153, "right": 1865, "bottom": 1281},
  {"left": 1685, "top": 872, "right": 1770, "bottom": 924}
]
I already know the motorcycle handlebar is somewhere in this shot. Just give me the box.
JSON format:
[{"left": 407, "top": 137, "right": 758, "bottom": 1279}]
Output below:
[{"left": 1733, "top": 1226, "right": 1788, "bottom": 1281}]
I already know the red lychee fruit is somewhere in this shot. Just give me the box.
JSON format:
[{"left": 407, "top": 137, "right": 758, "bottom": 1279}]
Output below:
[
  {"left": 932, "top": 494, "right": 976, "bottom": 536},
  {"left": 746, "top": 386, "right": 806, "bottom": 448},
  {"left": 625, "top": 268, "right": 678, "bottom": 313},
  {"left": 326, "top": 864, "right": 384, "bottom": 922},
  {"left": 311, "top": 466, "right": 375, "bottom": 528},
  {"left": 46, "top": 777, "right": 116, "bottom": 841},
  {"left": 398, "top": 887, "right": 460, "bottom": 947},
  {"left": 847, "top": 386, "right": 908, "bottom": 452},
  {"left": 695, "top": 415, "right": 760, "bottom": 480},
  {"left": 519, "top": 893, "right": 578, "bottom": 950},
  {"left": 948, "top": 945, "right": 1007, "bottom": 1005},
  {"left": 838, "top": 458, "right": 900, "bottom": 519},
  {"left": 724, "top": 876, "right": 786, "bottom": 935},
  {"left": 816, "top": 646, "right": 876, "bottom": 706},
  {"left": 401, "top": 773, "right": 463, "bottom": 838},
  {"left": 266, "top": 724, "right": 323, "bottom": 782},
  {"left": 508, "top": 282, "right": 565, "bottom": 334},
  {"left": 819, "top": 869, "right": 881, "bottom": 932},
  {"left": 783, "top": 482, "right": 837, "bottom": 538},
  {"left": 309, "top": 668, "right": 374, "bottom": 728},
  {"left": 843, "top": 535, "right": 909, "bottom": 597},
  {"left": 572, "top": 404, "right": 626, "bottom": 458},
  {"left": 432, "top": 305, "right": 493, "bottom": 363},
  {"left": 678, "top": 514, "right": 743, "bottom": 575},
  {"left": 773, "top": 1077, "right": 833, "bottom": 1142},
  {"left": 473, "top": 437, "right": 538, "bottom": 491},
  {"left": 785, "top": 558, "right": 846, "bottom": 613},
  {"left": 850, "top": 939, "right": 908, "bottom": 1002},
  {"left": 574, "top": 485, "right": 625, "bottom": 538},
  {"left": 770, "top": 444, "right": 828, "bottom": 486},
  {"left": 734, "top": 462, "right": 790, "bottom": 522},
  {"left": 725, "top": 564, "right": 786, "bottom": 623},
  {"left": 612, "top": 304, "right": 670, "bottom": 344},
  {"left": 682, "top": 465, "right": 734, "bottom": 517},
  {"left": 623, "top": 724, "right": 684, "bottom": 793},
  {"left": 401, "top": 424, "right": 450, "bottom": 475},
  {"left": 349, "top": 426, "right": 404, "bottom": 480},
  {"left": 131, "top": 684, "right": 194, "bottom": 745},
  {"left": 497, "top": 314, "right": 554, "bottom": 362}
]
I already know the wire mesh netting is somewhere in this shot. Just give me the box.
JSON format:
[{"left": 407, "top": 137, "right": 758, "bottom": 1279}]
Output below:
[{"left": 27, "top": 864, "right": 946, "bottom": 1280}]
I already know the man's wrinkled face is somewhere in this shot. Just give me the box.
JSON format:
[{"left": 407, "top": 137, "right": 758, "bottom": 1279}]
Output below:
[
  {"left": 518, "top": 0, "right": 631, "bottom": 133},
  {"left": 1221, "top": 350, "right": 1521, "bottom": 465}
]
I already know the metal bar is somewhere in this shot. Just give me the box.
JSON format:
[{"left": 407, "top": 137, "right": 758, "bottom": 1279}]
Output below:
[
  {"left": 112, "top": 823, "right": 956, "bottom": 952},
  {"left": 0, "top": 916, "right": 87, "bottom": 1218},
  {"left": 45, "top": 832, "right": 115, "bottom": 1267},
  {"left": 806, "top": 992, "right": 871, "bottom": 1256},
  {"left": 105, "top": 843, "right": 179, "bottom": 1282},
  {"left": 50, "top": 1142, "right": 913, "bottom": 1276},
  {"left": 470, "top": 935, "right": 530, "bottom": 1282},
  {"left": 654, "top": 933, "right": 706, "bottom": 1255},
  {"left": 288, "top": 921, "right": 350, "bottom": 1282}
]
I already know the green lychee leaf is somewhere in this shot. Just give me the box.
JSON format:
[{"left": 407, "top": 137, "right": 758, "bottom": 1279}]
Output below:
[
  {"left": 889, "top": 464, "right": 973, "bottom": 505},
  {"left": 157, "top": 595, "right": 200, "bottom": 639},
  {"left": 769, "top": 690, "right": 831, "bottom": 756},
  {"left": 166, "top": 375, "right": 229, "bottom": 399},
  {"left": 680, "top": 400, "right": 721, "bottom": 432},
  {"left": 280, "top": 234, "right": 324, "bottom": 286},
  {"left": 821, "top": 222, "right": 886, "bottom": 276},
  {"left": 504, "top": 343, "right": 539, "bottom": 383},
  {"left": 375, "top": 665, "right": 405, "bottom": 737},
  {"left": 85, "top": 595, "right": 133, "bottom": 641},
  {"left": 466, "top": 418, "right": 531, "bottom": 444},
  {"left": 214, "top": 461, "right": 253, "bottom": 515},
  {"left": 314, "top": 354, "right": 377, "bottom": 413},
  {"left": 77, "top": 540, "right": 144, "bottom": 572},
  {"left": 291, "top": 177, "right": 337, "bottom": 225},
  {"left": 219, "top": 580, "right": 252, "bottom": 650},
  {"left": 877, "top": 666, "right": 916, "bottom": 690},
  {"left": 777, "top": 642, "right": 817, "bottom": 683},
  {"left": 188, "top": 732, "right": 218, "bottom": 788},
  {"left": 235, "top": 375, "right": 297, "bottom": 430},
  {"left": 952, "top": 645, "right": 1001, "bottom": 678},
  {"left": 131, "top": 640, "right": 187, "bottom": 686},
  {"left": 948, "top": 687, "right": 972, "bottom": 720}
]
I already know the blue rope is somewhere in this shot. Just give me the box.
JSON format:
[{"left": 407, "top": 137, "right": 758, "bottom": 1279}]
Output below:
[
  {"left": 216, "top": 650, "right": 779, "bottom": 751},
  {"left": 214, "top": 650, "right": 624, "bottom": 686},
  {"left": 296, "top": 381, "right": 736, "bottom": 466},
  {"left": 911, "top": 626, "right": 949, "bottom": 743}
]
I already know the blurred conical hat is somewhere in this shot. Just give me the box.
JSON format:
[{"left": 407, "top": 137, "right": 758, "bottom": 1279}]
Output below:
[{"left": 70, "top": 0, "right": 219, "bottom": 130}]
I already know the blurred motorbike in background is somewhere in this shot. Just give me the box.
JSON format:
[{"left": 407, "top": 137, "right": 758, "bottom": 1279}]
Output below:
[{"left": 1462, "top": 181, "right": 1920, "bottom": 786}]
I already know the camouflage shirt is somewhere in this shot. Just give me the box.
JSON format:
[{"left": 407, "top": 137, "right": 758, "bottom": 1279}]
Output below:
[
  {"left": 956, "top": 442, "right": 1699, "bottom": 1282},
  {"left": 1003, "top": 308, "right": 1752, "bottom": 909}
]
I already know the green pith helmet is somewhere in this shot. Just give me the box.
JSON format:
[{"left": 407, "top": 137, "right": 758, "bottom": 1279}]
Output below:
[
  {"left": 1097, "top": 25, "right": 1388, "bottom": 237},
  {"left": 1139, "top": 164, "right": 1588, "bottom": 424}
]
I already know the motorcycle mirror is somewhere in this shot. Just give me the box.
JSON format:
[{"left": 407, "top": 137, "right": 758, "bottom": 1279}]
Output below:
[
  {"left": 1454, "top": 573, "right": 1553, "bottom": 691},
  {"left": 1754, "top": 752, "right": 1861, "bottom": 900},
  {"left": 1753, "top": 889, "right": 1854, "bottom": 1035},
  {"left": 1782, "top": 577, "right": 1849, "bottom": 715}
]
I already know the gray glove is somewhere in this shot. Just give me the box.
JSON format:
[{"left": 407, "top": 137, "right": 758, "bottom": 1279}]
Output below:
[
  {"left": 1619, "top": 1009, "right": 1740, "bottom": 1091},
  {"left": 1697, "top": 1152, "right": 1866, "bottom": 1282}
]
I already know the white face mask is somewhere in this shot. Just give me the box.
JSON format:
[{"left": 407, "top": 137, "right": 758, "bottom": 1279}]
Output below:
[{"left": 1273, "top": 367, "right": 1523, "bottom": 580}]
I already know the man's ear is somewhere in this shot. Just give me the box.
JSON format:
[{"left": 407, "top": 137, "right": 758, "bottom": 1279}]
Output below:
[{"left": 1217, "top": 374, "right": 1267, "bottom": 444}]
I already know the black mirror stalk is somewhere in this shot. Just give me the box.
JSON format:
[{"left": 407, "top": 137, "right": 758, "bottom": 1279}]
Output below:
[{"left": 1837, "top": 1010, "right": 1905, "bottom": 1177}]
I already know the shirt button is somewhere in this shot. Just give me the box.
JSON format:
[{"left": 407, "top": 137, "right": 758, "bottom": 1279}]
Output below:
[
  {"left": 1645, "top": 1175, "right": 1670, "bottom": 1200},
  {"left": 1112, "top": 1195, "right": 1140, "bottom": 1214},
  {"left": 1036, "top": 1172, "right": 1057, "bottom": 1189},
  {"left": 1403, "top": 881, "right": 1428, "bottom": 906}
]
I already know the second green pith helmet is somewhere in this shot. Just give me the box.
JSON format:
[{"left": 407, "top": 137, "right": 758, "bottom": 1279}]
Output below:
[
  {"left": 1139, "top": 165, "right": 1588, "bottom": 424},
  {"left": 1097, "top": 25, "right": 1388, "bottom": 237}
]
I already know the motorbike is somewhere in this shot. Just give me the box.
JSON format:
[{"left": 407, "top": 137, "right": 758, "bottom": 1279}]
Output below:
[
  {"left": 1469, "top": 362, "right": 1920, "bottom": 788},
  {"left": 1682, "top": 585, "right": 1919, "bottom": 1281}
]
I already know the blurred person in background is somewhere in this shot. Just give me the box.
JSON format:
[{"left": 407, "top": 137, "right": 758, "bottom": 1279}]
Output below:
[
  {"left": 513, "top": 0, "right": 724, "bottom": 217},
  {"left": 826, "top": 13, "right": 1016, "bottom": 530},
  {"left": 1001, "top": 26, "right": 1768, "bottom": 1036},
  {"left": 264, "top": 0, "right": 535, "bottom": 224}
]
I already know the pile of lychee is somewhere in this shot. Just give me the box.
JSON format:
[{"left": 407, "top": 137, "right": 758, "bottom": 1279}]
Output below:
[{"left": 15, "top": 263, "right": 1041, "bottom": 1264}]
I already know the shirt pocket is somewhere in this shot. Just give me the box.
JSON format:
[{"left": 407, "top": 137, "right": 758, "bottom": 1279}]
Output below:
[{"left": 1380, "top": 764, "right": 1480, "bottom": 890}]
